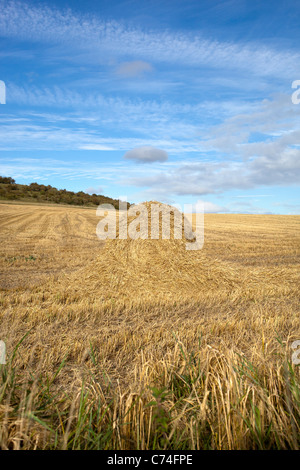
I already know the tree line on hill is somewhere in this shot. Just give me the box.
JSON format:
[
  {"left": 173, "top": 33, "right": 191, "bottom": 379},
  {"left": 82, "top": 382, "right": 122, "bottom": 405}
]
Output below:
[{"left": 0, "top": 176, "right": 130, "bottom": 209}]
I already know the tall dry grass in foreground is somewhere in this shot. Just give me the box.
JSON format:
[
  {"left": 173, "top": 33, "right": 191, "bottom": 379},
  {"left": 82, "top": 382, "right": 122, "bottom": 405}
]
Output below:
[{"left": 0, "top": 202, "right": 299, "bottom": 450}]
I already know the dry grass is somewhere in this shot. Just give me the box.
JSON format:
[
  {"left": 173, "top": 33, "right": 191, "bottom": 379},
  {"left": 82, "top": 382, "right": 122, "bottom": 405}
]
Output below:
[{"left": 0, "top": 202, "right": 299, "bottom": 450}]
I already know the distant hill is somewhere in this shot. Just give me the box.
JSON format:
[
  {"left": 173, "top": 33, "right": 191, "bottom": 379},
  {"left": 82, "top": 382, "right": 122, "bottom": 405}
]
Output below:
[{"left": 0, "top": 176, "right": 130, "bottom": 209}]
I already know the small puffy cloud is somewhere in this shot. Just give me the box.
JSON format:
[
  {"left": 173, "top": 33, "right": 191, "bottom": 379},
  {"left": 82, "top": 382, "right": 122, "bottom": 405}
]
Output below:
[
  {"left": 124, "top": 146, "right": 168, "bottom": 163},
  {"left": 202, "top": 201, "right": 226, "bottom": 213},
  {"left": 191, "top": 200, "right": 226, "bottom": 213},
  {"left": 116, "top": 61, "right": 153, "bottom": 77},
  {"left": 85, "top": 185, "right": 103, "bottom": 195}
]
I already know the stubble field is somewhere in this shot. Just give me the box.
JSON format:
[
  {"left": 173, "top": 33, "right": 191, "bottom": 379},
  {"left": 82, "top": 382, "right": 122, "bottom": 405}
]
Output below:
[{"left": 0, "top": 202, "right": 299, "bottom": 450}]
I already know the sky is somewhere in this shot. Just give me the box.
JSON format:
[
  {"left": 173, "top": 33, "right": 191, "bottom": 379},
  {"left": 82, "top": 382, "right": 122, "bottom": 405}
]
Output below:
[{"left": 0, "top": 0, "right": 300, "bottom": 213}]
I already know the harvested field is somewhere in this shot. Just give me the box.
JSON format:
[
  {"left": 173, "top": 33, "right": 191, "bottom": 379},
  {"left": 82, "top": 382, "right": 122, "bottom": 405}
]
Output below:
[{"left": 0, "top": 202, "right": 299, "bottom": 450}]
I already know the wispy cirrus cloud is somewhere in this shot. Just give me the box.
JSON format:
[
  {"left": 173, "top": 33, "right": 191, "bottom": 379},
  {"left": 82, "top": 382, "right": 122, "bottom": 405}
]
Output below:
[
  {"left": 7, "top": 82, "right": 252, "bottom": 119},
  {"left": 0, "top": 0, "right": 299, "bottom": 78},
  {"left": 1, "top": 1, "right": 299, "bottom": 214}
]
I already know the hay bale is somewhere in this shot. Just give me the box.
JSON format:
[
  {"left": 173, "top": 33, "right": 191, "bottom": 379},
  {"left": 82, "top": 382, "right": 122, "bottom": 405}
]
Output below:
[{"left": 61, "top": 201, "right": 240, "bottom": 304}]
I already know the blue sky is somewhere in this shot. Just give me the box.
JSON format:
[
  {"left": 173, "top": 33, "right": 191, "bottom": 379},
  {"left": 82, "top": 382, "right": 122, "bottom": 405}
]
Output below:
[{"left": 0, "top": 0, "right": 300, "bottom": 213}]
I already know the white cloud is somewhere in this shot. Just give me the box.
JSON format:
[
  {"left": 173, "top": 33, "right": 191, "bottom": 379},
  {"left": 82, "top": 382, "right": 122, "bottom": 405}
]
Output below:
[
  {"left": 202, "top": 94, "right": 300, "bottom": 155},
  {"left": 85, "top": 186, "right": 104, "bottom": 195},
  {"left": 123, "top": 146, "right": 168, "bottom": 163},
  {"left": 193, "top": 200, "right": 227, "bottom": 213},
  {"left": 123, "top": 142, "right": 300, "bottom": 197},
  {"left": 116, "top": 61, "right": 153, "bottom": 77}
]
